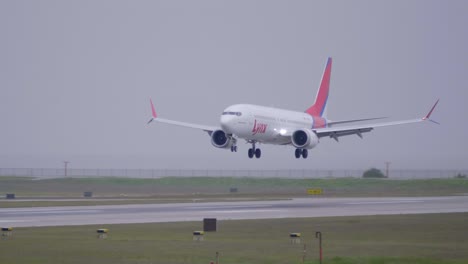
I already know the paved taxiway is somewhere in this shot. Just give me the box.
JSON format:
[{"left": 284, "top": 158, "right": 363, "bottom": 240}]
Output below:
[{"left": 1, "top": 196, "right": 467, "bottom": 227}]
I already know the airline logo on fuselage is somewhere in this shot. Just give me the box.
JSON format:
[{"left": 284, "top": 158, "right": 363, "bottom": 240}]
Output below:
[{"left": 252, "top": 119, "right": 267, "bottom": 135}]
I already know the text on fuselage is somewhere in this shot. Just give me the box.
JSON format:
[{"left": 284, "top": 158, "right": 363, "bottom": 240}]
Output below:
[{"left": 252, "top": 119, "right": 268, "bottom": 135}]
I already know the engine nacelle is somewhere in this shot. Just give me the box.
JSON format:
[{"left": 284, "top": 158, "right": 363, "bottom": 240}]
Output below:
[
  {"left": 291, "top": 129, "right": 319, "bottom": 149},
  {"left": 211, "top": 130, "right": 234, "bottom": 149}
]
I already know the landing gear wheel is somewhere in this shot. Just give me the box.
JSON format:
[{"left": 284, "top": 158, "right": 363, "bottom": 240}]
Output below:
[
  {"left": 295, "top": 149, "right": 301, "bottom": 159},
  {"left": 255, "top": 148, "right": 261, "bottom": 158},
  {"left": 302, "top": 149, "right": 308, "bottom": 159},
  {"left": 248, "top": 148, "right": 254, "bottom": 158},
  {"left": 231, "top": 146, "right": 237, "bottom": 152}
]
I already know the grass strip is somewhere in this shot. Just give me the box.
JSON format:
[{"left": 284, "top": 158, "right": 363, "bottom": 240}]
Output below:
[{"left": 0, "top": 213, "right": 467, "bottom": 264}]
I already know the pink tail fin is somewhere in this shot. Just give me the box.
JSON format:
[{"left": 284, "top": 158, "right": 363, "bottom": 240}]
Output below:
[{"left": 305, "top": 57, "right": 332, "bottom": 117}]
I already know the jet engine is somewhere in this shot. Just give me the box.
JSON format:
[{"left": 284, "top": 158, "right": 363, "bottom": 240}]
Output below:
[
  {"left": 291, "top": 129, "right": 319, "bottom": 149},
  {"left": 211, "top": 130, "right": 235, "bottom": 149}
]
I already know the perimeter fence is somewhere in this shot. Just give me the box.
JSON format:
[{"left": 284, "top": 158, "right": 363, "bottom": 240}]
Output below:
[{"left": 0, "top": 168, "right": 466, "bottom": 180}]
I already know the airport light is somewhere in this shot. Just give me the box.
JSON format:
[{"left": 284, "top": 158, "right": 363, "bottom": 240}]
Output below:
[
  {"left": 290, "top": 232, "right": 301, "bottom": 244},
  {"left": 210, "top": 252, "right": 219, "bottom": 264},
  {"left": 97, "top": 228, "right": 109, "bottom": 239},
  {"left": 316, "top": 231, "right": 322, "bottom": 264},
  {"left": 64, "top": 161, "right": 70, "bottom": 177},
  {"left": 385, "top": 161, "right": 391, "bottom": 178},
  {"left": 1, "top": 227, "right": 13, "bottom": 238},
  {"left": 302, "top": 244, "right": 307, "bottom": 263},
  {"left": 193, "top": 231, "right": 204, "bottom": 241}
]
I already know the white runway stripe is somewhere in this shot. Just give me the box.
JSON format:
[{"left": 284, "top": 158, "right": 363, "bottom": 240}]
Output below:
[
  {"left": 345, "top": 200, "right": 425, "bottom": 205},
  {"left": 3, "top": 210, "right": 100, "bottom": 215}
]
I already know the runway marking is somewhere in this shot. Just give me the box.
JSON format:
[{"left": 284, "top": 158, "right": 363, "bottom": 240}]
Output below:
[
  {"left": 211, "top": 210, "right": 279, "bottom": 213},
  {"left": 0, "top": 208, "right": 91, "bottom": 212},
  {"left": 3, "top": 210, "right": 100, "bottom": 215},
  {"left": 191, "top": 205, "right": 274, "bottom": 210},
  {"left": 0, "top": 220, "right": 30, "bottom": 223},
  {"left": 345, "top": 200, "right": 425, "bottom": 205}
]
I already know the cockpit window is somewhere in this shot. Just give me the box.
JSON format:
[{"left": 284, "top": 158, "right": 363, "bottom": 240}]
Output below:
[{"left": 222, "top": 111, "right": 242, "bottom": 116}]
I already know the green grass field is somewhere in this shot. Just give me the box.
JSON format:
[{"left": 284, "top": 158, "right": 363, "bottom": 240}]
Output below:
[
  {"left": 1, "top": 213, "right": 467, "bottom": 264},
  {"left": 1, "top": 176, "right": 468, "bottom": 207}
]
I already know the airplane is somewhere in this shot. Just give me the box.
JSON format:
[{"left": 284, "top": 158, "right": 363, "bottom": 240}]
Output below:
[{"left": 148, "top": 57, "right": 439, "bottom": 159}]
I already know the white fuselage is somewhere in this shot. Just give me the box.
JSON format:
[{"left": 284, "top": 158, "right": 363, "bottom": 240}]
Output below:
[{"left": 220, "top": 104, "right": 315, "bottom": 145}]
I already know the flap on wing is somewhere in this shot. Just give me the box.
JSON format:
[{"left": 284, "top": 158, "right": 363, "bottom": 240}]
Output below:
[
  {"left": 327, "top": 116, "right": 387, "bottom": 127},
  {"left": 316, "top": 127, "right": 373, "bottom": 140}
]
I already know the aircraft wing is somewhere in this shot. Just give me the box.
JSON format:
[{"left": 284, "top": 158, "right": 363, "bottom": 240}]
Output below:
[
  {"left": 314, "top": 100, "right": 439, "bottom": 141},
  {"left": 326, "top": 116, "right": 388, "bottom": 126},
  {"left": 147, "top": 99, "right": 219, "bottom": 134}
]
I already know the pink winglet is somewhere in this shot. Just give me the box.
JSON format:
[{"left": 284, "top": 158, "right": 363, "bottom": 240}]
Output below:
[
  {"left": 150, "top": 99, "right": 157, "bottom": 118},
  {"left": 423, "top": 99, "right": 439, "bottom": 120}
]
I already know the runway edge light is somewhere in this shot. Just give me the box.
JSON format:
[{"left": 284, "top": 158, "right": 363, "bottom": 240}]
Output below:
[
  {"left": 290, "top": 232, "right": 301, "bottom": 244},
  {"left": 97, "top": 228, "right": 109, "bottom": 233},
  {"left": 193, "top": 231, "right": 205, "bottom": 241},
  {"left": 97, "top": 228, "right": 109, "bottom": 239},
  {"left": 1, "top": 227, "right": 13, "bottom": 238}
]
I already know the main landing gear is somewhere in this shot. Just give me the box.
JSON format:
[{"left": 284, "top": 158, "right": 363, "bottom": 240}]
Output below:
[
  {"left": 295, "top": 148, "right": 308, "bottom": 159},
  {"left": 248, "top": 142, "right": 261, "bottom": 159}
]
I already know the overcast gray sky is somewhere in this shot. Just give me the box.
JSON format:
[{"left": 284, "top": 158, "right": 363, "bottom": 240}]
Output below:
[{"left": 1, "top": 0, "right": 466, "bottom": 170}]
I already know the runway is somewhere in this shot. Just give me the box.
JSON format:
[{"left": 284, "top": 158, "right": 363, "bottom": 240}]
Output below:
[{"left": 1, "top": 196, "right": 468, "bottom": 227}]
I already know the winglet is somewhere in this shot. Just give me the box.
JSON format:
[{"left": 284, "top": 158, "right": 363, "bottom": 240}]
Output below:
[
  {"left": 150, "top": 99, "right": 157, "bottom": 118},
  {"left": 422, "top": 99, "right": 440, "bottom": 124},
  {"left": 148, "top": 99, "right": 158, "bottom": 124}
]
